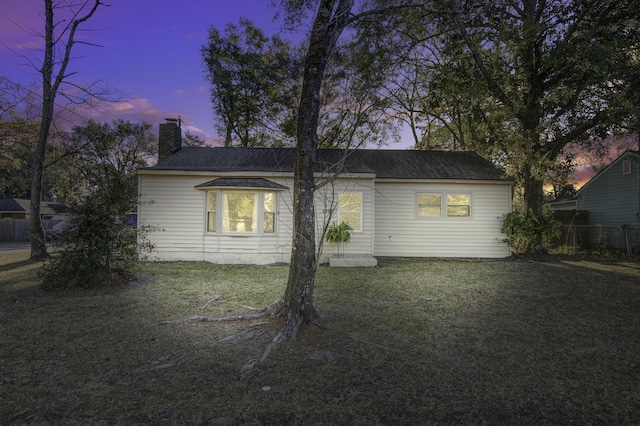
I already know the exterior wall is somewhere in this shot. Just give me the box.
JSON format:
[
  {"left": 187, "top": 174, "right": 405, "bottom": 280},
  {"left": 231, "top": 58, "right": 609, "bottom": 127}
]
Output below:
[
  {"left": 577, "top": 154, "right": 640, "bottom": 229},
  {"left": 138, "top": 173, "right": 375, "bottom": 264},
  {"left": 373, "top": 182, "right": 512, "bottom": 258},
  {"left": 315, "top": 178, "right": 375, "bottom": 262}
]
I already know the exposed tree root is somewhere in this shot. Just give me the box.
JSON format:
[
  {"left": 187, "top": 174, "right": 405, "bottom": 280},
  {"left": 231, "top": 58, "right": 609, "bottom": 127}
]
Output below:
[
  {"left": 146, "top": 299, "right": 317, "bottom": 379},
  {"left": 146, "top": 300, "right": 282, "bottom": 327},
  {"left": 239, "top": 311, "right": 308, "bottom": 378}
]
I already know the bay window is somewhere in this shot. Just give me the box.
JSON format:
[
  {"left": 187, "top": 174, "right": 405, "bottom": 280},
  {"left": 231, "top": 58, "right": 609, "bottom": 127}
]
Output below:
[{"left": 207, "top": 190, "right": 276, "bottom": 234}]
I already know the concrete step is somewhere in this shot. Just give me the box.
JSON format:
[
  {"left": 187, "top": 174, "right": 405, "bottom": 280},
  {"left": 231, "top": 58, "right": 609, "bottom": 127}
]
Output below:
[{"left": 329, "top": 255, "right": 378, "bottom": 268}]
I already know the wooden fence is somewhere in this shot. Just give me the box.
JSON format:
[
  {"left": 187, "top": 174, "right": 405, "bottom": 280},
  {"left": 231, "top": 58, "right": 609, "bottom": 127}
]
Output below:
[{"left": 0, "top": 219, "right": 56, "bottom": 242}]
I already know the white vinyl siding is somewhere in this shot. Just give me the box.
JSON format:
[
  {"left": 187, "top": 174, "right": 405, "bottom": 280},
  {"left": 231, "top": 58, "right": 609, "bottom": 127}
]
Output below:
[
  {"left": 138, "top": 172, "right": 511, "bottom": 263},
  {"left": 138, "top": 174, "right": 295, "bottom": 264},
  {"left": 375, "top": 182, "right": 511, "bottom": 258},
  {"left": 138, "top": 174, "right": 375, "bottom": 264}
]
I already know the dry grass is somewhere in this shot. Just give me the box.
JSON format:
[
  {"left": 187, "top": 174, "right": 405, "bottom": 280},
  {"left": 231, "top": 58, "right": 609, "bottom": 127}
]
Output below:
[{"left": 1, "top": 249, "right": 640, "bottom": 425}]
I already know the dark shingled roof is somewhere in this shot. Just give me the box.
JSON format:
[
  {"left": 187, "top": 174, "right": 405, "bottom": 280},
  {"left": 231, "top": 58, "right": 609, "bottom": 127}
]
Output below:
[
  {"left": 195, "top": 178, "right": 288, "bottom": 190},
  {"left": 145, "top": 147, "right": 508, "bottom": 181},
  {"left": 0, "top": 198, "right": 24, "bottom": 212}
]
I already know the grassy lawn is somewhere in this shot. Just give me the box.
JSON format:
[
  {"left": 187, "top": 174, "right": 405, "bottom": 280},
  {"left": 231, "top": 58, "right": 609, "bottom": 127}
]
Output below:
[{"left": 1, "top": 250, "right": 640, "bottom": 425}]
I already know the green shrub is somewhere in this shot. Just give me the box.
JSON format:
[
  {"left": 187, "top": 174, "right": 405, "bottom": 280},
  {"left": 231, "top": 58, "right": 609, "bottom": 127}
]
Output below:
[
  {"left": 501, "top": 211, "right": 561, "bottom": 255},
  {"left": 326, "top": 221, "right": 353, "bottom": 257},
  {"left": 40, "top": 197, "right": 140, "bottom": 290}
]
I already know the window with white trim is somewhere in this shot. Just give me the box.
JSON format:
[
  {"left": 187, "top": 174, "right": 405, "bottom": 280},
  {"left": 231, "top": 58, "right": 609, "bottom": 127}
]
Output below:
[
  {"left": 417, "top": 193, "right": 471, "bottom": 218},
  {"left": 338, "top": 192, "right": 362, "bottom": 231},
  {"left": 207, "top": 190, "right": 276, "bottom": 234},
  {"left": 263, "top": 192, "right": 275, "bottom": 233},
  {"left": 207, "top": 192, "right": 217, "bottom": 232},
  {"left": 418, "top": 194, "right": 442, "bottom": 216},
  {"left": 447, "top": 194, "right": 471, "bottom": 217}
]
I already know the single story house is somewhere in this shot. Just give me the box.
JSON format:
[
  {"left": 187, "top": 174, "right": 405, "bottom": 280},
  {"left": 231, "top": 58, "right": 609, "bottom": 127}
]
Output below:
[
  {"left": 545, "top": 197, "right": 577, "bottom": 211},
  {"left": 137, "top": 121, "right": 513, "bottom": 264},
  {"left": 0, "top": 198, "right": 69, "bottom": 220}
]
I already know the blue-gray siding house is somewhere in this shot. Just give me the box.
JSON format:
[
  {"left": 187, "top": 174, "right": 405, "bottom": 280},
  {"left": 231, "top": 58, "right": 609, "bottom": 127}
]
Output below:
[{"left": 577, "top": 150, "right": 640, "bottom": 230}]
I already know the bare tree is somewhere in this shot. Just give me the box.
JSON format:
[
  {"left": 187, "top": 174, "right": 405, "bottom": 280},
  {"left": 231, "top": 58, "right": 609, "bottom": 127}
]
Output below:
[{"left": 29, "top": 0, "right": 105, "bottom": 260}]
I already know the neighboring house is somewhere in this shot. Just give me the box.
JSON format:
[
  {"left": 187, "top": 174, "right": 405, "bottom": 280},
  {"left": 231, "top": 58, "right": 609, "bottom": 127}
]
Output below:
[
  {"left": 0, "top": 198, "right": 69, "bottom": 220},
  {"left": 545, "top": 197, "right": 577, "bottom": 211},
  {"left": 577, "top": 150, "right": 640, "bottom": 230},
  {"left": 137, "top": 120, "right": 513, "bottom": 265}
]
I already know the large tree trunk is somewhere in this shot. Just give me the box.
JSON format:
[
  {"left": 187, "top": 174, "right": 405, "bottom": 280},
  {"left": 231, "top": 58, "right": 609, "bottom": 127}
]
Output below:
[
  {"left": 280, "top": 0, "right": 353, "bottom": 339},
  {"left": 522, "top": 163, "right": 544, "bottom": 216},
  {"left": 29, "top": 115, "right": 51, "bottom": 260},
  {"left": 29, "top": 0, "right": 56, "bottom": 260}
]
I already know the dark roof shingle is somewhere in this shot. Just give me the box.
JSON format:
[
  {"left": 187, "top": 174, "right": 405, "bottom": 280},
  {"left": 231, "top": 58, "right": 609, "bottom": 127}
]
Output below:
[
  {"left": 145, "top": 147, "right": 508, "bottom": 181},
  {"left": 0, "top": 198, "right": 24, "bottom": 212},
  {"left": 195, "top": 178, "right": 288, "bottom": 190}
]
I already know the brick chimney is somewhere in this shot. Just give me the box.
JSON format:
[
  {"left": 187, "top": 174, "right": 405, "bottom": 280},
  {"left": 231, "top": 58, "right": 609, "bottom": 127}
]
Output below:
[{"left": 158, "top": 118, "right": 182, "bottom": 163}]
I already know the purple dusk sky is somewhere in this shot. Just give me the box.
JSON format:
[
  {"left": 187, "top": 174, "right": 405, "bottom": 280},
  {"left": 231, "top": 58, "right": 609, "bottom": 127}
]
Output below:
[
  {"left": 0, "top": 0, "right": 626, "bottom": 185},
  {"left": 0, "top": 0, "right": 294, "bottom": 145}
]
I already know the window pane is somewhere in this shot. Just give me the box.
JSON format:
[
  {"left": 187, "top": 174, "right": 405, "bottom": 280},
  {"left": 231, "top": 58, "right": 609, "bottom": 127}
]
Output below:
[
  {"left": 223, "top": 192, "right": 257, "bottom": 232},
  {"left": 418, "top": 194, "right": 441, "bottom": 216},
  {"left": 264, "top": 192, "right": 275, "bottom": 212},
  {"left": 447, "top": 205, "right": 470, "bottom": 217},
  {"left": 339, "top": 193, "right": 362, "bottom": 231},
  {"left": 207, "top": 212, "right": 216, "bottom": 232},
  {"left": 263, "top": 192, "right": 275, "bottom": 233},
  {"left": 447, "top": 194, "right": 470, "bottom": 217},
  {"left": 419, "top": 194, "right": 441, "bottom": 205},
  {"left": 208, "top": 192, "right": 217, "bottom": 211},
  {"left": 339, "top": 193, "right": 362, "bottom": 212},
  {"left": 207, "top": 192, "right": 217, "bottom": 231},
  {"left": 340, "top": 213, "right": 361, "bottom": 231},
  {"left": 263, "top": 212, "right": 275, "bottom": 233},
  {"left": 448, "top": 194, "right": 470, "bottom": 205},
  {"left": 419, "top": 206, "right": 441, "bottom": 216}
]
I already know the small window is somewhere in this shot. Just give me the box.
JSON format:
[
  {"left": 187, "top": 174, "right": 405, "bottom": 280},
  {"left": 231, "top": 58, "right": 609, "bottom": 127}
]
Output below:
[
  {"left": 263, "top": 192, "right": 275, "bottom": 233},
  {"left": 339, "top": 193, "right": 362, "bottom": 231},
  {"left": 623, "top": 160, "right": 631, "bottom": 175},
  {"left": 418, "top": 194, "right": 442, "bottom": 216},
  {"left": 207, "top": 192, "right": 217, "bottom": 232},
  {"left": 447, "top": 194, "right": 470, "bottom": 217}
]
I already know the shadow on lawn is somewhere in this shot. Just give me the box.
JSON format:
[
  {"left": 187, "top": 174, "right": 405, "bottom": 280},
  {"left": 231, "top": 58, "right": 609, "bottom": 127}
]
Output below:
[
  {"left": 2, "top": 257, "right": 640, "bottom": 424},
  {"left": 0, "top": 259, "right": 39, "bottom": 274},
  {"left": 431, "top": 259, "right": 640, "bottom": 424}
]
